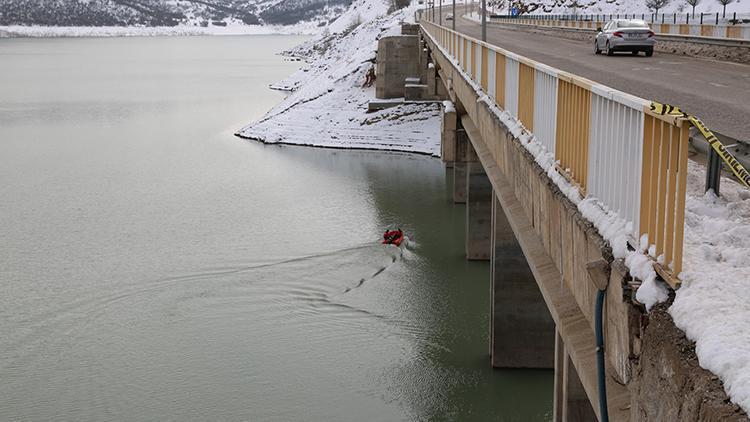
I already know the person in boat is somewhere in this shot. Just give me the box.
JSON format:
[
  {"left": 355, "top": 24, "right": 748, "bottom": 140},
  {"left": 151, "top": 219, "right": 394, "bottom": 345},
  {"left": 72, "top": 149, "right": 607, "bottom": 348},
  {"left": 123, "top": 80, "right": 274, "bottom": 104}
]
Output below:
[{"left": 383, "top": 228, "right": 403, "bottom": 244}]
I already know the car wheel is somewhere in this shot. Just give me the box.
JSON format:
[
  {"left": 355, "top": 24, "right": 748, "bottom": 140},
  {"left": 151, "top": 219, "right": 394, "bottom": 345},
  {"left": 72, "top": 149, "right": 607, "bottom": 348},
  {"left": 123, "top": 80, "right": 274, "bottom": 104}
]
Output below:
[
  {"left": 606, "top": 41, "right": 614, "bottom": 56},
  {"left": 645, "top": 48, "right": 653, "bottom": 57},
  {"left": 594, "top": 40, "right": 601, "bottom": 55},
  {"left": 631, "top": 51, "right": 639, "bottom": 56}
]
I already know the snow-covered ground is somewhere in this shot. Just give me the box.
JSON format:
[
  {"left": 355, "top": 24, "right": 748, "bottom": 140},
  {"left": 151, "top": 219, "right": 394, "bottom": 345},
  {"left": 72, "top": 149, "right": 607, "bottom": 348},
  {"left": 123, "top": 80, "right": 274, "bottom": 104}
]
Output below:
[
  {"left": 236, "top": 0, "right": 442, "bottom": 155},
  {"left": 671, "top": 163, "right": 750, "bottom": 413}
]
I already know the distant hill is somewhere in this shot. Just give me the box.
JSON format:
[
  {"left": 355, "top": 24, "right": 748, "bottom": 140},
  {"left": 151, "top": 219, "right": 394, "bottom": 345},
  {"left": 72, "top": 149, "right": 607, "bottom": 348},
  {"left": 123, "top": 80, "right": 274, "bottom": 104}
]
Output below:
[{"left": 0, "top": 0, "right": 354, "bottom": 27}]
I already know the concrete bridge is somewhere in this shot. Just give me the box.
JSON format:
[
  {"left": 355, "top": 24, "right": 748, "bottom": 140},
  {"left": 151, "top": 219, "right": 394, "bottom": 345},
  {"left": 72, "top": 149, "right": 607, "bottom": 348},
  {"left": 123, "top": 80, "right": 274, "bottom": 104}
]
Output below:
[{"left": 375, "top": 20, "right": 748, "bottom": 422}]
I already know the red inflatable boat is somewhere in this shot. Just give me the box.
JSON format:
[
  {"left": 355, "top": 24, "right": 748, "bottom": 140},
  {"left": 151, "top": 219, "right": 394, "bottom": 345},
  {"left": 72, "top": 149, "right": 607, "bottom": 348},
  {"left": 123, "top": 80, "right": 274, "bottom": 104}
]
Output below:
[{"left": 382, "top": 229, "right": 405, "bottom": 246}]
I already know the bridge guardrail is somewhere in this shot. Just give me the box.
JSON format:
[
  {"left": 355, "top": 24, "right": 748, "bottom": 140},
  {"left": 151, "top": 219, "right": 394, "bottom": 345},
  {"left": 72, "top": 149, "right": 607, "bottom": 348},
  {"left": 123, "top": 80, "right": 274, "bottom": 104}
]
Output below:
[
  {"left": 422, "top": 19, "right": 689, "bottom": 284},
  {"left": 489, "top": 14, "right": 750, "bottom": 40}
]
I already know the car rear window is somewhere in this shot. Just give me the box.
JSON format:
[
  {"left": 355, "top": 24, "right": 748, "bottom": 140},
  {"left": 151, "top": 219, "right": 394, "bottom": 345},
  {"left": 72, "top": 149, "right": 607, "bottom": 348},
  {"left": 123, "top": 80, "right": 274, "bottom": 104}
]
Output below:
[{"left": 618, "top": 20, "right": 649, "bottom": 28}]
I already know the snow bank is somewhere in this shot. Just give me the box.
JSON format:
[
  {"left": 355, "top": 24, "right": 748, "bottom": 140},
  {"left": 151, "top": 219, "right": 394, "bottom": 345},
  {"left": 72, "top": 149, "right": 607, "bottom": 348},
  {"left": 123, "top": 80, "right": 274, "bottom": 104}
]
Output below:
[
  {"left": 237, "top": 0, "right": 442, "bottom": 156},
  {"left": 669, "top": 162, "right": 750, "bottom": 414}
]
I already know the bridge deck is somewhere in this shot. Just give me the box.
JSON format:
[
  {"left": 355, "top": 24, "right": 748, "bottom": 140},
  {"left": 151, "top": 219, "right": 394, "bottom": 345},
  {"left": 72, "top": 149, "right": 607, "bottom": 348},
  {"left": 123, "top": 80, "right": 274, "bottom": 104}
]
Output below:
[{"left": 462, "top": 116, "right": 631, "bottom": 421}]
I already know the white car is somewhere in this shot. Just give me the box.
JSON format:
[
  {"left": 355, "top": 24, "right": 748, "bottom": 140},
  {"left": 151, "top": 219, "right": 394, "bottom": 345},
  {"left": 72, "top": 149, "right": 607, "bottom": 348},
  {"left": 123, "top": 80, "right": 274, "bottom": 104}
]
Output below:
[{"left": 594, "top": 19, "right": 655, "bottom": 57}]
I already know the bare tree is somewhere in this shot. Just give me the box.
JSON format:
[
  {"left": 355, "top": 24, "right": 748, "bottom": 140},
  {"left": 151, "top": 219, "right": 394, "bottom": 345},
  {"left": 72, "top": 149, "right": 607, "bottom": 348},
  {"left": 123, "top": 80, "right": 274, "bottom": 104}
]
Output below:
[
  {"left": 509, "top": 0, "right": 541, "bottom": 14},
  {"left": 715, "top": 0, "right": 733, "bottom": 17},
  {"left": 645, "top": 0, "right": 671, "bottom": 15},
  {"left": 685, "top": 0, "right": 701, "bottom": 16},
  {"left": 487, "top": 0, "right": 507, "bottom": 13},
  {"left": 388, "top": 0, "right": 412, "bottom": 12}
]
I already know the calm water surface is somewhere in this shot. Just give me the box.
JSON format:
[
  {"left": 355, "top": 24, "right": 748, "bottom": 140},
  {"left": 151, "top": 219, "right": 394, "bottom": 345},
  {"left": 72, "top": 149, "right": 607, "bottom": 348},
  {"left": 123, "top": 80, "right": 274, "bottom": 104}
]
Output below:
[{"left": 0, "top": 35, "right": 552, "bottom": 421}]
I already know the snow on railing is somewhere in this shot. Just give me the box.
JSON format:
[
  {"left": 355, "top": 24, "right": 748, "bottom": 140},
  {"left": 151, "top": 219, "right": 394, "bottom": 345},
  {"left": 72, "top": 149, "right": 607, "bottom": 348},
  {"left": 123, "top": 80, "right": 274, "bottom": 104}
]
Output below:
[{"left": 421, "top": 19, "right": 690, "bottom": 285}]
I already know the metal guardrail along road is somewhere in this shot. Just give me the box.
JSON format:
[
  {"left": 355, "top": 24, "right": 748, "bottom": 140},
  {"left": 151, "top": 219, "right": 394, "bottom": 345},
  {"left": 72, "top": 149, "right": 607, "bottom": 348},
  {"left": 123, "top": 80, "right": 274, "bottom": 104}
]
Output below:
[{"left": 489, "top": 13, "right": 750, "bottom": 40}]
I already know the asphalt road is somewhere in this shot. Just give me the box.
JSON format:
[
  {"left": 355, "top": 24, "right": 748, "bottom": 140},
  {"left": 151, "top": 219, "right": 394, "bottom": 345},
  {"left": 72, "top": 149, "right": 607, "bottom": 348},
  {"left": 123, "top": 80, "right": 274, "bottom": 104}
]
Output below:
[{"left": 438, "top": 14, "right": 750, "bottom": 141}]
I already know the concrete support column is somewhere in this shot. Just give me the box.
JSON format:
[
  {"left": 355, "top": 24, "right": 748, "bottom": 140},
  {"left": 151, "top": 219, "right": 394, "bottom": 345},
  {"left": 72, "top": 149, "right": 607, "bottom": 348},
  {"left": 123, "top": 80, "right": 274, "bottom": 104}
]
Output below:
[
  {"left": 435, "top": 70, "right": 448, "bottom": 99},
  {"left": 441, "top": 103, "right": 457, "bottom": 167},
  {"left": 553, "top": 331, "right": 597, "bottom": 422},
  {"left": 426, "top": 63, "right": 437, "bottom": 97},
  {"left": 466, "top": 144, "right": 491, "bottom": 260},
  {"left": 419, "top": 39, "right": 429, "bottom": 74},
  {"left": 375, "top": 35, "right": 420, "bottom": 99},
  {"left": 452, "top": 125, "right": 468, "bottom": 204},
  {"left": 490, "top": 192, "right": 555, "bottom": 368}
]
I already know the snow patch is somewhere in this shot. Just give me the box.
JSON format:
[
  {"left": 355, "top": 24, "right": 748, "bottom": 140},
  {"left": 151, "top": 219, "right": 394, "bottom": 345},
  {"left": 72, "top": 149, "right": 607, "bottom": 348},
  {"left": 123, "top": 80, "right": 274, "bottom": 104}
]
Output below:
[{"left": 669, "top": 161, "right": 750, "bottom": 414}]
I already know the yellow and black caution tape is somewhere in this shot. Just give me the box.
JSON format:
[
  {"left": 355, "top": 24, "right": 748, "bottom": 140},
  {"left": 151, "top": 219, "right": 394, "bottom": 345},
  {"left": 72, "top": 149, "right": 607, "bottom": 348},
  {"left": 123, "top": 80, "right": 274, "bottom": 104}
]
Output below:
[{"left": 650, "top": 101, "right": 750, "bottom": 189}]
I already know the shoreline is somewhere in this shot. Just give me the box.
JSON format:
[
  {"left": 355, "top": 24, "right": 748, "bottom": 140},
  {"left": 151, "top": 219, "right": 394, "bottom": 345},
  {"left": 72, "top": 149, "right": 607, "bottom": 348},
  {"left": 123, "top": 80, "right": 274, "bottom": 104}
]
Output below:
[
  {"left": 0, "top": 24, "right": 319, "bottom": 38},
  {"left": 234, "top": 133, "right": 440, "bottom": 158}
]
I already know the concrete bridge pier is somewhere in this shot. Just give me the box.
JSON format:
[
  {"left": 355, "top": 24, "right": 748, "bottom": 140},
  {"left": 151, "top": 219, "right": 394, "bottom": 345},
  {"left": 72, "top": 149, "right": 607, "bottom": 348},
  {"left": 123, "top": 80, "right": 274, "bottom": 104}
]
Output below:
[
  {"left": 490, "top": 192, "right": 555, "bottom": 368},
  {"left": 554, "top": 331, "right": 598, "bottom": 422},
  {"left": 466, "top": 143, "right": 491, "bottom": 260},
  {"left": 426, "top": 63, "right": 437, "bottom": 97},
  {"left": 419, "top": 37, "right": 429, "bottom": 76},
  {"left": 452, "top": 124, "right": 468, "bottom": 204},
  {"left": 440, "top": 104, "right": 457, "bottom": 168}
]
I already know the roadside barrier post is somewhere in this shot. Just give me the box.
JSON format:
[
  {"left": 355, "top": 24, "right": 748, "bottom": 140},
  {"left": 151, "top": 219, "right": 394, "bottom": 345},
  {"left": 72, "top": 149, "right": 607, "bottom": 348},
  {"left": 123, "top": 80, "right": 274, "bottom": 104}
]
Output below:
[{"left": 706, "top": 149, "right": 722, "bottom": 195}]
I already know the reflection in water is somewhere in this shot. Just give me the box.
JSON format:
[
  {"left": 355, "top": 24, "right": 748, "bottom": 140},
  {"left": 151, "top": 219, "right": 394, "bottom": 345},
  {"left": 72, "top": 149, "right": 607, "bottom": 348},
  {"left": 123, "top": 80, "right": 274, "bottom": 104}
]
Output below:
[{"left": 0, "top": 35, "right": 552, "bottom": 421}]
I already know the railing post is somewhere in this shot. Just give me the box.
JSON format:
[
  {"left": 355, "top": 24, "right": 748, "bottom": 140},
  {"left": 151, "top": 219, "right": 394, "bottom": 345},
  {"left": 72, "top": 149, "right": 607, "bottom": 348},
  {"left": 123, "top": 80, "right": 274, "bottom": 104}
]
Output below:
[{"left": 706, "top": 148, "right": 722, "bottom": 195}]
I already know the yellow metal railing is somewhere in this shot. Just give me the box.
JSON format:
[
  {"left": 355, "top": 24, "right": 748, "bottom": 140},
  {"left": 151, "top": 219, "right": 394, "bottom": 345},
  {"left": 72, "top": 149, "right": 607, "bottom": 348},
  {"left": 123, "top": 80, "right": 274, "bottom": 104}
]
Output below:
[
  {"left": 640, "top": 114, "right": 689, "bottom": 280},
  {"left": 555, "top": 78, "right": 591, "bottom": 192}
]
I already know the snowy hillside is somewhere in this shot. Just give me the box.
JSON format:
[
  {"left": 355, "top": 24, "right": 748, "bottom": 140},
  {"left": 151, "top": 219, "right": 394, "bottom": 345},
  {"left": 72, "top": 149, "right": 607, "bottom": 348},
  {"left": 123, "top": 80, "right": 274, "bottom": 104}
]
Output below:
[
  {"left": 237, "top": 0, "right": 443, "bottom": 154},
  {"left": 0, "top": 0, "right": 354, "bottom": 27},
  {"left": 464, "top": 0, "right": 749, "bottom": 17}
]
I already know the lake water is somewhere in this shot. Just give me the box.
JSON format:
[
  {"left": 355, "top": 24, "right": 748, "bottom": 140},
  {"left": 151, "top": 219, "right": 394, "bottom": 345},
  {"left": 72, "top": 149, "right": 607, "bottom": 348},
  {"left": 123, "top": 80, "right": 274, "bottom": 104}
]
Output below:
[{"left": 0, "top": 35, "right": 552, "bottom": 421}]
